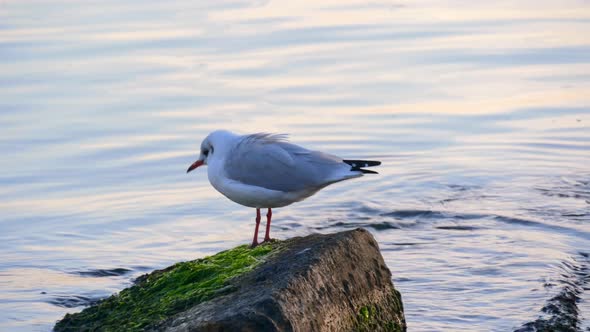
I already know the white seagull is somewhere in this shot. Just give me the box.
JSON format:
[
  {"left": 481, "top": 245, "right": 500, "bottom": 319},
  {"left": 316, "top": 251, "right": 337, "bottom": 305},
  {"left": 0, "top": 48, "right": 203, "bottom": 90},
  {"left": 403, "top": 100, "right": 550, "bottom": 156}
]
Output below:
[{"left": 186, "top": 130, "right": 381, "bottom": 247}]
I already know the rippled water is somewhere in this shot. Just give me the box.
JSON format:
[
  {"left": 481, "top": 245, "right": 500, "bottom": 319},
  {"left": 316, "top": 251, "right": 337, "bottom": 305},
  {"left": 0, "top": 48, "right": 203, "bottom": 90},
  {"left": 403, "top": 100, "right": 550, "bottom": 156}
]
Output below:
[{"left": 1, "top": 1, "right": 589, "bottom": 331}]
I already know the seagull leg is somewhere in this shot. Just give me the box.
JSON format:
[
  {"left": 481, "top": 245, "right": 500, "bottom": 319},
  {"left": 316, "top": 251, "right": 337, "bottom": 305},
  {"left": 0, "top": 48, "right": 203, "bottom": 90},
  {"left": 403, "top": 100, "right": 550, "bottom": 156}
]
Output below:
[
  {"left": 263, "top": 208, "right": 273, "bottom": 242},
  {"left": 251, "top": 208, "right": 261, "bottom": 248}
]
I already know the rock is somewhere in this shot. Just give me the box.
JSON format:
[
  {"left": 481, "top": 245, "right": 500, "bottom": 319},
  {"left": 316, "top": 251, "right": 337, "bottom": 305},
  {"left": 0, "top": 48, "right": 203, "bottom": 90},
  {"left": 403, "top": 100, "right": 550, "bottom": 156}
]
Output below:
[
  {"left": 55, "top": 228, "right": 405, "bottom": 332},
  {"left": 154, "top": 228, "right": 405, "bottom": 332}
]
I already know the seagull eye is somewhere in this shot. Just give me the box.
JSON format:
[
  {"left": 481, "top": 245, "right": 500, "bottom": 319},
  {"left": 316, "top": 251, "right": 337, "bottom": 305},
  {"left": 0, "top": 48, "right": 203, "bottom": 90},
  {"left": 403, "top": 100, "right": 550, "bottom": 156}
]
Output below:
[{"left": 203, "top": 149, "right": 209, "bottom": 156}]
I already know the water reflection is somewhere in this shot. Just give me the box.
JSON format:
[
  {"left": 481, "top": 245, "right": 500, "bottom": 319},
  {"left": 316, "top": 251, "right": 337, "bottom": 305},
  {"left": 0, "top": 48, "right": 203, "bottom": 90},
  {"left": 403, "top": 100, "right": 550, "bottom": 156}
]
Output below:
[{"left": 1, "top": 0, "right": 590, "bottom": 331}]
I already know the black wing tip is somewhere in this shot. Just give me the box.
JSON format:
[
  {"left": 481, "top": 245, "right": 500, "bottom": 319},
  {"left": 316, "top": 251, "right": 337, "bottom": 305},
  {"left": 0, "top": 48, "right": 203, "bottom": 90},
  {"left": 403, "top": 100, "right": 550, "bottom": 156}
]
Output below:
[
  {"left": 359, "top": 169, "right": 379, "bottom": 174},
  {"left": 343, "top": 159, "right": 381, "bottom": 174},
  {"left": 343, "top": 159, "right": 381, "bottom": 167}
]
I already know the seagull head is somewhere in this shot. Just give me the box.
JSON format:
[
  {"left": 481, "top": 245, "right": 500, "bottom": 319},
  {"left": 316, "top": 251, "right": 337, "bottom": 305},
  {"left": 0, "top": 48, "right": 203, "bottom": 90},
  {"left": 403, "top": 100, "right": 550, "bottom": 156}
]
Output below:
[{"left": 186, "top": 130, "right": 235, "bottom": 173}]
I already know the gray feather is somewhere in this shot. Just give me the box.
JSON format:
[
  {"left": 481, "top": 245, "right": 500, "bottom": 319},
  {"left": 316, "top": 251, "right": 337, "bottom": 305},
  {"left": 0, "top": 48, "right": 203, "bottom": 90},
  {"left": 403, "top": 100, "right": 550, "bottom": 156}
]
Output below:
[{"left": 224, "top": 134, "right": 352, "bottom": 192}]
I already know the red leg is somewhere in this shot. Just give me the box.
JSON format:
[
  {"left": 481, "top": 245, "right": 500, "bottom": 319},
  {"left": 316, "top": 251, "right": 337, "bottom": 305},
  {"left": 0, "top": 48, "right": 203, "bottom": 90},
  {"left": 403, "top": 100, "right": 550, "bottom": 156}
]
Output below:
[
  {"left": 264, "top": 208, "right": 272, "bottom": 242},
  {"left": 251, "top": 208, "right": 261, "bottom": 248}
]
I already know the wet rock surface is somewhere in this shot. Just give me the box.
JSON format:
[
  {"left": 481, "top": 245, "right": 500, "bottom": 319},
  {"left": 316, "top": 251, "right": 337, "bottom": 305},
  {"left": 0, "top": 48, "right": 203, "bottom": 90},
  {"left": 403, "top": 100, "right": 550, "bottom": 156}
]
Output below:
[
  {"left": 153, "top": 228, "right": 405, "bottom": 332},
  {"left": 54, "top": 228, "right": 405, "bottom": 332},
  {"left": 515, "top": 252, "right": 590, "bottom": 332}
]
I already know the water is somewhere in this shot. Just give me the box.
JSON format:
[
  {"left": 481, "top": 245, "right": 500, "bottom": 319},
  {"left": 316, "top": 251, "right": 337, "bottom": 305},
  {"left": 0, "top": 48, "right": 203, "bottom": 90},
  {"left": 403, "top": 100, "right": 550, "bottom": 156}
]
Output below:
[{"left": 1, "top": 0, "right": 589, "bottom": 331}]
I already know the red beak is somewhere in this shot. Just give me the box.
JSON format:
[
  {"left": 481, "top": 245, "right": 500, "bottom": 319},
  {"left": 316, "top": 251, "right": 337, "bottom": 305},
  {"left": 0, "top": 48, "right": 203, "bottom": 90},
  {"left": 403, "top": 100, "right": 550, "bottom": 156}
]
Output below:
[{"left": 186, "top": 160, "right": 204, "bottom": 173}]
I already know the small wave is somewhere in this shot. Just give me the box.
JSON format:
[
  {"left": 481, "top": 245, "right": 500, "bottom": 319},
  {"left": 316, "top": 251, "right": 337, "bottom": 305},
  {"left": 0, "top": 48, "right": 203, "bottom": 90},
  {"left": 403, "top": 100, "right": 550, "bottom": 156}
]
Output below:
[
  {"left": 276, "top": 222, "right": 304, "bottom": 230},
  {"left": 494, "top": 215, "right": 543, "bottom": 227},
  {"left": 563, "top": 213, "right": 589, "bottom": 218},
  {"left": 381, "top": 209, "right": 445, "bottom": 219},
  {"left": 515, "top": 252, "right": 590, "bottom": 332},
  {"left": 383, "top": 209, "right": 541, "bottom": 228},
  {"left": 435, "top": 225, "right": 479, "bottom": 231},
  {"left": 381, "top": 242, "right": 429, "bottom": 252},
  {"left": 316, "top": 205, "right": 588, "bottom": 242},
  {"left": 314, "top": 220, "right": 401, "bottom": 231},
  {"left": 536, "top": 176, "right": 590, "bottom": 202},
  {"left": 389, "top": 242, "right": 424, "bottom": 246},
  {"left": 446, "top": 184, "right": 482, "bottom": 192},
  {"left": 48, "top": 294, "right": 103, "bottom": 308},
  {"left": 73, "top": 268, "right": 132, "bottom": 277},
  {"left": 381, "top": 209, "right": 485, "bottom": 221}
]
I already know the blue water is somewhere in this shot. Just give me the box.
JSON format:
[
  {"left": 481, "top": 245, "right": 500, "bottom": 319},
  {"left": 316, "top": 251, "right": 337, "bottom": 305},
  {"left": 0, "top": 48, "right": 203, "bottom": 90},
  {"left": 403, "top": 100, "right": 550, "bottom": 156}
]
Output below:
[{"left": 1, "top": 1, "right": 589, "bottom": 331}]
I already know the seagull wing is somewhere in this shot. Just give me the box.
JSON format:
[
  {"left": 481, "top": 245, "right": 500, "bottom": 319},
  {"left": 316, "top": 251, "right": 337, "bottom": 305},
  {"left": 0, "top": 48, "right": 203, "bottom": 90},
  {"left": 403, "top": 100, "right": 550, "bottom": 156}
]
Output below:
[{"left": 224, "top": 134, "right": 355, "bottom": 192}]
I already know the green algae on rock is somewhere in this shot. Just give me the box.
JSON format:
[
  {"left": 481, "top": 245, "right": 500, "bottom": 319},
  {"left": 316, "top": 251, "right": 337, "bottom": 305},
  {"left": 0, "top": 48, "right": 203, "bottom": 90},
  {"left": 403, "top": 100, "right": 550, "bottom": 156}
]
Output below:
[
  {"left": 54, "top": 243, "right": 279, "bottom": 332},
  {"left": 157, "top": 228, "right": 406, "bottom": 332},
  {"left": 356, "top": 290, "right": 405, "bottom": 332},
  {"left": 54, "top": 229, "right": 405, "bottom": 332}
]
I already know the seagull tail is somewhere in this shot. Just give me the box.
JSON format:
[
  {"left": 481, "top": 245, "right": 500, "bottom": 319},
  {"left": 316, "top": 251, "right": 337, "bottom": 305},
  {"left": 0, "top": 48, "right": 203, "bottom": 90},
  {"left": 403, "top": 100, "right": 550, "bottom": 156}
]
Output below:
[{"left": 342, "top": 159, "right": 381, "bottom": 174}]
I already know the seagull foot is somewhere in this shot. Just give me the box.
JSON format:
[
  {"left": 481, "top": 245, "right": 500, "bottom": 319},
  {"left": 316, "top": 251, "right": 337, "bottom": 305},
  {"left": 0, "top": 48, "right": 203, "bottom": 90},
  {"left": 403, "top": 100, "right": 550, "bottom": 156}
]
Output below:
[
  {"left": 261, "top": 238, "right": 276, "bottom": 244},
  {"left": 250, "top": 241, "right": 259, "bottom": 249}
]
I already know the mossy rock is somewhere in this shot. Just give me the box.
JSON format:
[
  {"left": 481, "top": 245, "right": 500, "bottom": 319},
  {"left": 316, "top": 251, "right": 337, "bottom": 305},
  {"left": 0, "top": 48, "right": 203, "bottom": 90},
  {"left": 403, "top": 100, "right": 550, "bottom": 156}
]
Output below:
[
  {"left": 54, "top": 243, "right": 280, "bottom": 332},
  {"left": 54, "top": 229, "right": 406, "bottom": 332},
  {"left": 355, "top": 289, "right": 405, "bottom": 332}
]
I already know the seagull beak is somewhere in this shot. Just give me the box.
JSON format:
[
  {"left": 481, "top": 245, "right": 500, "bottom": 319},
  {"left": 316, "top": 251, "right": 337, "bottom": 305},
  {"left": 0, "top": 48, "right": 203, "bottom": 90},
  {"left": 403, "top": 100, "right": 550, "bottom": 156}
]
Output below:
[{"left": 186, "top": 160, "right": 204, "bottom": 173}]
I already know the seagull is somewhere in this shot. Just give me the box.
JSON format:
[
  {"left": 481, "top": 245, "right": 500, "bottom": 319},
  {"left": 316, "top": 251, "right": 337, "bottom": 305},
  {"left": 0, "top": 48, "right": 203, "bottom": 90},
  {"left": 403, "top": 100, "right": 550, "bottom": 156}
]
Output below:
[{"left": 186, "top": 130, "right": 381, "bottom": 247}]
